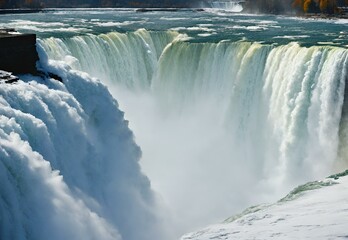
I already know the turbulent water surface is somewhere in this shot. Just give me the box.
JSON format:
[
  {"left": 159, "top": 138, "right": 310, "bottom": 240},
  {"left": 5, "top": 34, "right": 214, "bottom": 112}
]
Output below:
[{"left": 0, "top": 9, "right": 348, "bottom": 240}]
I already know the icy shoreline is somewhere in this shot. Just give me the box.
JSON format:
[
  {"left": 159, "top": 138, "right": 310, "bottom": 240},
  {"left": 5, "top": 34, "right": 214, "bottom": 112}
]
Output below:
[{"left": 181, "top": 171, "right": 348, "bottom": 240}]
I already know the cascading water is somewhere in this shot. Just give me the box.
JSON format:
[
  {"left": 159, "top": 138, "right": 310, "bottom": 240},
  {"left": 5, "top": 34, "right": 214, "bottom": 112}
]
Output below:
[
  {"left": 0, "top": 48, "right": 169, "bottom": 240},
  {"left": 39, "top": 29, "right": 348, "bottom": 235},
  {"left": 1, "top": 7, "right": 348, "bottom": 240},
  {"left": 208, "top": 0, "right": 243, "bottom": 12},
  {"left": 41, "top": 30, "right": 179, "bottom": 90}
]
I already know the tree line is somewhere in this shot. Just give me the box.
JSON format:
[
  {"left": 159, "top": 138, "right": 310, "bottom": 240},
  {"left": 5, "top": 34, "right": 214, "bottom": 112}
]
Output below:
[
  {"left": 0, "top": 0, "right": 198, "bottom": 8},
  {"left": 292, "top": 0, "right": 348, "bottom": 14},
  {"left": 242, "top": 0, "right": 348, "bottom": 14}
]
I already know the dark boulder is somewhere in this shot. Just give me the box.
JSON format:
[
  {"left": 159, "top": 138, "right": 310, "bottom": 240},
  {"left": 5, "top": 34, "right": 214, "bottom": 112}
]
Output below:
[{"left": 0, "top": 31, "right": 39, "bottom": 74}]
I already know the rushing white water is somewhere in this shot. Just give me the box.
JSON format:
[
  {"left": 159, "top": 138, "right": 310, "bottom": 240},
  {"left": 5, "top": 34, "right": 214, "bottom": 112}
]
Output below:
[
  {"left": 208, "top": 1, "right": 243, "bottom": 12},
  {"left": 39, "top": 30, "right": 348, "bottom": 236},
  {"left": 40, "top": 29, "right": 179, "bottom": 90},
  {"left": 0, "top": 48, "right": 170, "bottom": 240}
]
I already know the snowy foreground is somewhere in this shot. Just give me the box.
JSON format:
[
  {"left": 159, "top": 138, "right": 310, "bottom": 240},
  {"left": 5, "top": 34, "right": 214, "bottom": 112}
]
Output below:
[{"left": 181, "top": 172, "right": 348, "bottom": 240}]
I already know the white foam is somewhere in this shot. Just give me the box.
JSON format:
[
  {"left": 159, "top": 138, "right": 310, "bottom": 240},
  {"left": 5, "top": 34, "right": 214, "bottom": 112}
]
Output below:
[
  {"left": 160, "top": 17, "right": 189, "bottom": 21},
  {"left": 273, "top": 35, "right": 310, "bottom": 39},
  {"left": 94, "top": 20, "right": 146, "bottom": 27}
]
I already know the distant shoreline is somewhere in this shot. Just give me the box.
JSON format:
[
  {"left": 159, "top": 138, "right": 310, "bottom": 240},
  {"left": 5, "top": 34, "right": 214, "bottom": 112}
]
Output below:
[
  {"left": 301, "top": 12, "right": 348, "bottom": 20},
  {"left": 0, "top": 9, "right": 43, "bottom": 14},
  {"left": 0, "top": 7, "right": 348, "bottom": 19}
]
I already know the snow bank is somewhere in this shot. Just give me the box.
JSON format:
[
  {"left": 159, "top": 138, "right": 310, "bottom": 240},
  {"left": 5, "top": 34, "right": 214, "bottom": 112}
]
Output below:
[{"left": 181, "top": 172, "right": 348, "bottom": 240}]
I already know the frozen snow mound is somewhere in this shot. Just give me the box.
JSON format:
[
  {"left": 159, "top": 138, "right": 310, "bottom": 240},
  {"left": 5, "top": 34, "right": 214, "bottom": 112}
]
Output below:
[{"left": 181, "top": 172, "right": 348, "bottom": 240}]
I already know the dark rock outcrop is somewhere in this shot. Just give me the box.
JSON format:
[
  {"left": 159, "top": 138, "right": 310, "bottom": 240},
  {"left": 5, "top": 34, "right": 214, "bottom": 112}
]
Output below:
[
  {"left": 0, "top": 70, "right": 19, "bottom": 84},
  {"left": 0, "top": 30, "right": 38, "bottom": 74}
]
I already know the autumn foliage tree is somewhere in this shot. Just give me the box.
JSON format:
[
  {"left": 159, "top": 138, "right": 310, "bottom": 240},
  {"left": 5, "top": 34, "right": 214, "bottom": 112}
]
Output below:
[
  {"left": 0, "top": 0, "right": 6, "bottom": 7},
  {"left": 292, "top": 0, "right": 344, "bottom": 13}
]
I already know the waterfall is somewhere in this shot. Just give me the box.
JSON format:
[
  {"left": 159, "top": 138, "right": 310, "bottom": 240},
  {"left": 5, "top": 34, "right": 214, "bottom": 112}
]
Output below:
[
  {"left": 209, "top": 0, "right": 243, "bottom": 12},
  {"left": 40, "top": 29, "right": 179, "bottom": 90},
  {"left": 38, "top": 30, "right": 348, "bottom": 234},
  {"left": 0, "top": 47, "right": 169, "bottom": 240}
]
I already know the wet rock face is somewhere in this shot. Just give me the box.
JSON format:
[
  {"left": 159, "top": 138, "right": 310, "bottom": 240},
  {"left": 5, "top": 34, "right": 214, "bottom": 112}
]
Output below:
[
  {"left": 0, "top": 32, "right": 38, "bottom": 74},
  {"left": 0, "top": 70, "right": 19, "bottom": 84}
]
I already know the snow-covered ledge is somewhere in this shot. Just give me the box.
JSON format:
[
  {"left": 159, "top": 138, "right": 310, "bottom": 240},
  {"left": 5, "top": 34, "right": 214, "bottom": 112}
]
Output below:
[{"left": 181, "top": 171, "right": 348, "bottom": 240}]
